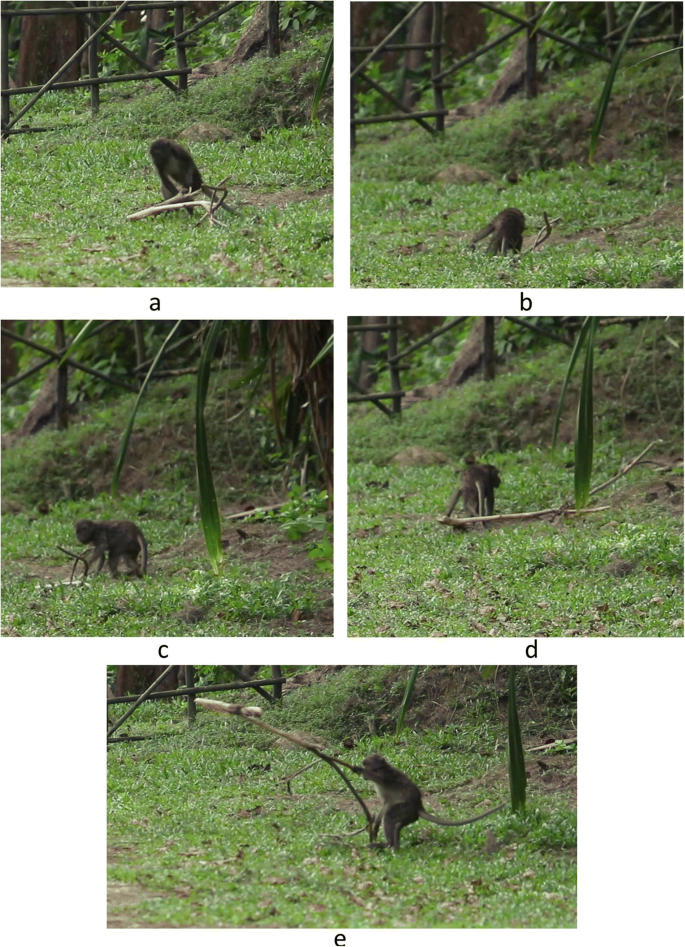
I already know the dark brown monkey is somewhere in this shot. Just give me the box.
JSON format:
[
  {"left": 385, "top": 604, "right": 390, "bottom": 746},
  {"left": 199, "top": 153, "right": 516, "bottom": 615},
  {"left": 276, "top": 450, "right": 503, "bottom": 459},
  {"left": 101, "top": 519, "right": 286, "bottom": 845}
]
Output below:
[
  {"left": 74, "top": 519, "right": 148, "bottom": 578},
  {"left": 149, "top": 138, "right": 203, "bottom": 215},
  {"left": 356, "top": 754, "right": 505, "bottom": 851},
  {"left": 470, "top": 208, "right": 525, "bottom": 255},
  {"left": 445, "top": 463, "right": 501, "bottom": 520}
]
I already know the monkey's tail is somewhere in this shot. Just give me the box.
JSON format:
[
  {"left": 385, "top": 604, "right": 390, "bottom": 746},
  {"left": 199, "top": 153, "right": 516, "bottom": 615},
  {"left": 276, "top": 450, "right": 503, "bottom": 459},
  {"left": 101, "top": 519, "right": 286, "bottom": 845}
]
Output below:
[{"left": 419, "top": 802, "right": 505, "bottom": 826}]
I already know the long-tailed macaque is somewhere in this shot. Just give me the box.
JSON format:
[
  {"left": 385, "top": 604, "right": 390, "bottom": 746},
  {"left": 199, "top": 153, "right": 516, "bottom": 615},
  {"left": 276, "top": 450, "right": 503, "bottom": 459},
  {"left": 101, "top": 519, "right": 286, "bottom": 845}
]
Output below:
[
  {"left": 74, "top": 519, "right": 148, "bottom": 577},
  {"left": 470, "top": 208, "right": 525, "bottom": 255},
  {"left": 356, "top": 754, "right": 504, "bottom": 851},
  {"left": 445, "top": 464, "right": 501, "bottom": 520},
  {"left": 149, "top": 138, "right": 204, "bottom": 215}
]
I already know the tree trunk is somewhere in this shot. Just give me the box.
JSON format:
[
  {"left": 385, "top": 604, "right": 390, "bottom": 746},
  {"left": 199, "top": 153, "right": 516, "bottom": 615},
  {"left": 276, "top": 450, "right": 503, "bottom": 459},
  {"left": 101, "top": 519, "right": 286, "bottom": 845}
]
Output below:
[
  {"left": 402, "top": 4, "right": 432, "bottom": 108},
  {"left": 17, "top": 2, "right": 85, "bottom": 86}
]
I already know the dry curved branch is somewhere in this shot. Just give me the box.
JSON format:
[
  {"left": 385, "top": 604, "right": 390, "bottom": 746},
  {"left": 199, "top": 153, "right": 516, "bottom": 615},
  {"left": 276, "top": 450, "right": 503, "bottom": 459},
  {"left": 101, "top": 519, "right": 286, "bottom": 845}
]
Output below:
[
  {"left": 196, "top": 698, "right": 375, "bottom": 834},
  {"left": 57, "top": 543, "right": 90, "bottom": 582}
]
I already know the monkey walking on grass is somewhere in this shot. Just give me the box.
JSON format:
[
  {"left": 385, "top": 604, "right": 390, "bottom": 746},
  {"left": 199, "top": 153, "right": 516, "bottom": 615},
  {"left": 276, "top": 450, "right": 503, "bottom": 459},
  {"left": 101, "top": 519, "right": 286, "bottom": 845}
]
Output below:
[
  {"left": 352, "top": 754, "right": 505, "bottom": 851},
  {"left": 445, "top": 463, "right": 501, "bottom": 521},
  {"left": 74, "top": 519, "right": 148, "bottom": 578},
  {"left": 470, "top": 208, "right": 525, "bottom": 255}
]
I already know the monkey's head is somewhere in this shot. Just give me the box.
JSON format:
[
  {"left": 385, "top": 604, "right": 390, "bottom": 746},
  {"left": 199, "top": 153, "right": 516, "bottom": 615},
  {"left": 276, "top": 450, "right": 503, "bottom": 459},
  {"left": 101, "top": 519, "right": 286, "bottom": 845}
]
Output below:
[
  {"left": 361, "top": 753, "right": 395, "bottom": 780},
  {"left": 74, "top": 519, "right": 95, "bottom": 543}
]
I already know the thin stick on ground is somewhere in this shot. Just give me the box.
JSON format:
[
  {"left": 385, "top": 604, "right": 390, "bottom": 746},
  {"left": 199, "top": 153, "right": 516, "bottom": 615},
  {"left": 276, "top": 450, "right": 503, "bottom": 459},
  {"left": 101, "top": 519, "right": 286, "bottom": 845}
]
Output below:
[
  {"left": 589, "top": 441, "right": 660, "bottom": 496},
  {"left": 57, "top": 544, "right": 90, "bottom": 582},
  {"left": 440, "top": 506, "right": 609, "bottom": 528}
]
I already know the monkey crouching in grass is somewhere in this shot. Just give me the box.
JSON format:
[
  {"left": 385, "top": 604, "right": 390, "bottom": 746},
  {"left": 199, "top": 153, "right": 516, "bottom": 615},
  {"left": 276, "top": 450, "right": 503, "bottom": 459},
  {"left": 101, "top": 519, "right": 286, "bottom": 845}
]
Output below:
[
  {"left": 149, "top": 138, "right": 204, "bottom": 215},
  {"left": 470, "top": 208, "right": 525, "bottom": 256},
  {"left": 354, "top": 754, "right": 505, "bottom": 851},
  {"left": 74, "top": 519, "right": 148, "bottom": 578},
  {"left": 445, "top": 463, "right": 501, "bottom": 521}
]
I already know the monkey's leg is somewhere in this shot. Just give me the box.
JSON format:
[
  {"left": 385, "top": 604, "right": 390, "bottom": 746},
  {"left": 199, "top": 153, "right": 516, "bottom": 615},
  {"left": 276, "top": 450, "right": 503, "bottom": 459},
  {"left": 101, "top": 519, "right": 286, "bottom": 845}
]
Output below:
[
  {"left": 90, "top": 545, "right": 107, "bottom": 575},
  {"left": 159, "top": 173, "right": 195, "bottom": 216},
  {"left": 382, "top": 812, "right": 401, "bottom": 851},
  {"left": 370, "top": 808, "right": 383, "bottom": 843},
  {"left": 121, "top": 554, "right": 142, "bottom": 577}
]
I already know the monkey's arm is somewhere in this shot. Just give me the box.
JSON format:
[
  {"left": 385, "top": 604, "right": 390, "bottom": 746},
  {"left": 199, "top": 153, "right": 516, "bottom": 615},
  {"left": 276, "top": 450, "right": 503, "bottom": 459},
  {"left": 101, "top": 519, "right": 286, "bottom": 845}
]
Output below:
[
  {"left": 158, "top": 169, "right": 188, "bottom": 197},
  {"left": 419, "top": 802, "right": 505, "bottom": 826}
]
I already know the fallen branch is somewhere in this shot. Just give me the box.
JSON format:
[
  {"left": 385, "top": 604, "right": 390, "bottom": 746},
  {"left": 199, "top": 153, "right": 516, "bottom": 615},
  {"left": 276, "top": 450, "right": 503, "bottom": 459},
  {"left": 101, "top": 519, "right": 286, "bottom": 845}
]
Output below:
[
  {"left": 57, "top": 544, "right": 89, "bottom": 582},
  {"left": 524, "top": 211, "right": 562, "bottom": 254},
  {"left": 441, "top": 443, "right": 661, "bottom": 528},
  {"left": 439, "top": 506, "right": 609, "bottom": 528},
  {"left": 589, "top": 441, "right": 660, "bottom": 496},
  {"left": 127, "top": 180, "right": 239, "bottom": 224},
  {"left": 527, "top": 737, "right": 577, "bottom": 752},
  {"left": 196, "top": 698, "right": 375, "bottom": 835}
]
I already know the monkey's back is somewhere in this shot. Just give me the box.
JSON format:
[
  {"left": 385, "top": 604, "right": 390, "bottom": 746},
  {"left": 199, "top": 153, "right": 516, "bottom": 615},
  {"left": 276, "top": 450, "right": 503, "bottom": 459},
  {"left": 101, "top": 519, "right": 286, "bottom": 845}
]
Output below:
[
  {"left": 149, "top": 137, "right": 203, "bottom": 191},
  {"left": 471, "top": 208, "right": 525, "bottom": 256},
  {"left": 487, "top": 208, "right": 525, "bottom": 255}
]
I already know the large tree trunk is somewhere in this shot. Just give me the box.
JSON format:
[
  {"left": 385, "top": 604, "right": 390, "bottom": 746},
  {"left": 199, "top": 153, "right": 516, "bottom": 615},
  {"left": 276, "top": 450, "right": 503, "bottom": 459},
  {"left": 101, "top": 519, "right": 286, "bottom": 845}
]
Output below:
[
  {"left": 402, "top": 4, "right": 432, "bottom": 108},
  {"left": 442, "top": 2, "right": 486, "bottom": 58},
  {"left": 17, "top": 2, "right": 85, "bottom": 86}
]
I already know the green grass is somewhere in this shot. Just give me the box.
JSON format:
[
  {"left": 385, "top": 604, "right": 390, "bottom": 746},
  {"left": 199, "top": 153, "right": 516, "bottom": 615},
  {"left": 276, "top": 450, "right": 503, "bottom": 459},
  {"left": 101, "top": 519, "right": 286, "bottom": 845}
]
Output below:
[
  {"left": 348, "top": 458, "right": 681, "bottom": 637},
  {"left": 1, "top": 37, "right": 332, "bottom": 287},
  {"left": 108, "top": 666, "right": 577, "bottom": 928},
  {"left": 351, "top": 50, "right": 682, "bottom": 288}
]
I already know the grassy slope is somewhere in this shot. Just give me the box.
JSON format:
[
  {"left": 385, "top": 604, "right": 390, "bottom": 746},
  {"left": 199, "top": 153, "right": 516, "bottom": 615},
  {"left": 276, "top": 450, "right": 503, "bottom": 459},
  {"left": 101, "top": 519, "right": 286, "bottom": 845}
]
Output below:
[
  {"left": 351, "top": 50, "right": 682, "bottom": 288},
  {"left": 1, "top": 36, "right": 332, "bottom": 287}
]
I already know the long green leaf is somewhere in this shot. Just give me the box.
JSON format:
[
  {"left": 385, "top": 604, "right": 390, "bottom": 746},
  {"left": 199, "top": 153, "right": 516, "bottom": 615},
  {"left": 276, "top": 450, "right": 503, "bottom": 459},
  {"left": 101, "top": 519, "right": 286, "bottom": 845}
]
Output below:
[
  {"left": 508, "top": 667, "right": 526, "bottom": 812},
  {"left": 57, "top": 320, "right": 97, "bottom": 366},
  {"left": 196, "top": 322, "right": 224, "bottom": 574},
  {"left": 589, "top": 2, "right": 646, "bottom": 161},
  {"left": 552, "top": 320, "right": 589, "bottom": 448},
  {"left": 311, "top": 37, "right": 332, "bottom": 121},
  {"left": 574, "top": 319, "right": 596, "bottom": 509},
  {"left": 309, "top": 331, "right": 334, "bottom": 368}
]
